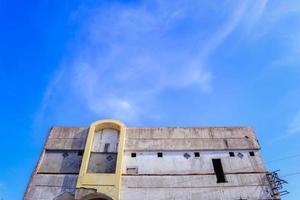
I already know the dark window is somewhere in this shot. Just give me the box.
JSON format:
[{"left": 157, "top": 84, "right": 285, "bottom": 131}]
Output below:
[
  {"left": 212, "top": 159, "right": 226, "bottom": 183},
  {"left": 229, "top": 152, "right": 235, "bottom": 157},
  {"left": 131, "top": 153, "right": 136, "bottom": 157},
  {"left": 194, "top": 152, "right": 200, "bottom": 157},
  {"left": 249, "top": 151, "right": 255, "bottom": 156},
  {"left": 104, "top": 143, "right": 110, "bottom": 152},
  {"left": 157, "top": 152, "right": 163, "bottom": 157},
  {"left": 77, "top": 151, "right": 83, "bottom": 156}
]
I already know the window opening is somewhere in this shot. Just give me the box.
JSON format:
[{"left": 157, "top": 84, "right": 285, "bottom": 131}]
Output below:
[
  {"left": 131, "top": 153, "right": 136, "bottom": 157},
  {"left": 127, "top": 167, "right": 138, "bottom": 174},
  {"left": 194, "top": 152, "right": 200, "bottom": 157},
  {"left": 157, "top": 152, "right": 163, "bottom": 157},
  {"left": 212, "top": 158, "right": 226, "bottom": 183},
  {"left": 104, "top": 143, "right": 110, "bottom": 152}
]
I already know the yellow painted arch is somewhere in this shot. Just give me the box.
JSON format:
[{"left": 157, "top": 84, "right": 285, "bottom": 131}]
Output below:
[{"left": 76, "top": 119, "right": 126, "bottom": 200}]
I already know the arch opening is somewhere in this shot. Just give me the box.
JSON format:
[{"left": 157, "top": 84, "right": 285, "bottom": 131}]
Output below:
[{"left": 79, "top": 192, "right": 114, "bottom": 200}]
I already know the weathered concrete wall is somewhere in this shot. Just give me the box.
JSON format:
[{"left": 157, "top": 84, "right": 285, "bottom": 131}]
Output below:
[
  {"left": 43, "top": 126, "right": 259, "bottom": 152},
  {"left": 121, "top": 174, "right": 272, "bottom": 200},
  {"left": 46, "top": 127, "right": 88, "bottom": 150},
  {"left": 25, "top": 125, "right": 270, "bottom": 200},
  {"left": 122, "top": 150, "right": 265, "bottom": 175},
  {"left": 125, "top": 127, "right": 259, "bottom": 151},
  {"left": 24, "top": 127, "right": 85, "bottom": 200},
  {"left": 25, "top": 174, "right": 77, "bottom": 200},
  {"left": 126, "top": 127, "right": 256, "bottom": 139},
  {"left": 39, "top": 151, "right": 83, "bottom": 174}
]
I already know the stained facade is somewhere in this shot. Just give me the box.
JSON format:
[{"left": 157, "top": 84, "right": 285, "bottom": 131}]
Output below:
[{"left": 24, "top": 119, "right": 280, "bottom": 200}]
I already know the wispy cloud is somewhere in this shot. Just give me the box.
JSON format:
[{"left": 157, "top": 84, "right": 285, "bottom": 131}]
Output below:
[
  {"left": 241, "top": 0, "right": 268, "bottom": 35},
  {"left": 272, "top": 34, "right": 300, "bottom": 68},
  {"left": 199, "top": 0, "right": 248, "bottom": 60},
  {"left": 37, "top": 1, "right": 260, "bottom": 123},
  {"left": 238, "top": 1, "right": 300, "bottom": 70},
  {"left": 270, "top": 111, "right": 300, "bottom": 142},
  {"left": 37, "top": 68, "right": 66, "bottom": 117},
  {"left": 288, "top": 111, "right": 300, "bottom": 135},
  {"left": 0, "top": 181, "right": 5, "bottom": 197}
]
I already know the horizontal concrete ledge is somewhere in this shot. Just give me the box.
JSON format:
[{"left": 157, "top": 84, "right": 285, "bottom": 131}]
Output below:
[
  {"left": 80, "top": 184, "right": 115, "bottom": 187},
  {"left": 124, "top": 148, "right": 260, "bottom": 151},
  {"left": 122, "top": 171, "right": 268, "bottom": 176},
  {"left": 34, "top": 185, "right": 76, "bottom": 189},
  {"left": 128, "top": 126, "right": 253, "bottom": 129},
  {"left": 127, "top": 137, "right": 255, "bottom": 140},
  {"left": 36, "top": 172, "right": 79, "bottom": 175},
  {"left": 127, "top": 184, "right": 266, "bottom": 189},
  {"left": 44, "top": 149, "right": 84, "bottom": 152}
]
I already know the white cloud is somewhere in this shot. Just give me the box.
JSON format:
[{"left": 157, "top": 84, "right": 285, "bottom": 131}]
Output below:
[{"left": 37, "top": 1, "right": 258, "bottom": 123}]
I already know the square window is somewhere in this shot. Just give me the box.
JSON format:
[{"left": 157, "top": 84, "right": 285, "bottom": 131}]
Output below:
[
  {"left": 194, "top": 152, "right": 200, "bottom": 157},
  {"left": 229, "top": 152, "right": 235, "bottom": 157},
  {"left": 249, "top": 151, "right": 255, "bottom": 156},
  {"left": 131, "top": 153, "right": 136, "bottom": 157},
  {"left": 157, "top": 152, "right": 163, "bottom": 157}
]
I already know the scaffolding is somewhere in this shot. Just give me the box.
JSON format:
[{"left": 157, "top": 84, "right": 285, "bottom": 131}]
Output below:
[{"left": 266, "top": 170, "right": 289, "bottom": 199}]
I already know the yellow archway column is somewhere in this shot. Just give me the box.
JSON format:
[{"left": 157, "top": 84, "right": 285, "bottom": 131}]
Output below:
[{"left": 76, "top": 119, "right": 126, "bottom": 200}]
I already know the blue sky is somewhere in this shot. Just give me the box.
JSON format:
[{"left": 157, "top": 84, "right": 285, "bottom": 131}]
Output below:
[{"left": 0, "top": 0, "right": 300, "bottom": 199}]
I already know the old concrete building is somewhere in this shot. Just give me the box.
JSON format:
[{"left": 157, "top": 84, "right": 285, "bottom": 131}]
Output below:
[{"left": 24, "top": 119, "right": 280, "bottom": 200}]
